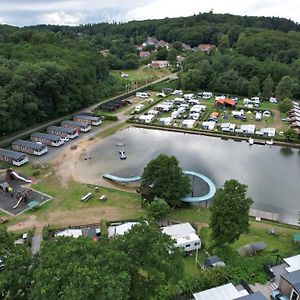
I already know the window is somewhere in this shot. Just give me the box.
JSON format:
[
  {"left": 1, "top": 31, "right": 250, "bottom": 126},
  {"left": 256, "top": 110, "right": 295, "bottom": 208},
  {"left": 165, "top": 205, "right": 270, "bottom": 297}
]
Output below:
[
  {"left": 194, "top": 242, "right": 200, "bottom": 246},
  {"left": 291, "top": 291, "right": 299, "bottom": 300},
  {"left": 185, "top": 244, "right": 191, "bottom": 248}
]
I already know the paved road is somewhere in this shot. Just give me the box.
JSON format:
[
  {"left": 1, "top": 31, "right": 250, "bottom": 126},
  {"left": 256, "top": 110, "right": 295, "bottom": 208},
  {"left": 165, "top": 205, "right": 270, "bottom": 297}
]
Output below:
[
  {"left": 31, "top": 234, "right": 42, "bottom": 255},
  {"left": 0, "top": 72, "right": 177, "bottom": 147}
]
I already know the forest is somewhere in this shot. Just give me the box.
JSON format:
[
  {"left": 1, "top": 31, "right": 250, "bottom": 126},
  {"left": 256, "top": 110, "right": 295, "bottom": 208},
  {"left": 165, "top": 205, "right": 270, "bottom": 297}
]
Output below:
[{"left": 0, "top": 12, "right": 299, "bottom": 134}]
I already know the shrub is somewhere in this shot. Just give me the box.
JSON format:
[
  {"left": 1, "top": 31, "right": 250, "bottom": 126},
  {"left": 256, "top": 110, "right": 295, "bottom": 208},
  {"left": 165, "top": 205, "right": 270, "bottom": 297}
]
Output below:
[
  {"left": 100, "top": 219, "right": 108, "bottom": 238},
  {"left": 32, "top": 170, "right": 40, "bottom": 177},
  {"left": 94, "top": 110, "right": 118, "bottom": 121}
]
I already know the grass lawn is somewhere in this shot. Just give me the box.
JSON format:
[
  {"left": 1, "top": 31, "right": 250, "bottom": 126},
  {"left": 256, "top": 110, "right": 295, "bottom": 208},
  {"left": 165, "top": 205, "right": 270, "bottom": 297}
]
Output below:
[{"left": 95, "top": 122, "right": 127, "bottom": 139}]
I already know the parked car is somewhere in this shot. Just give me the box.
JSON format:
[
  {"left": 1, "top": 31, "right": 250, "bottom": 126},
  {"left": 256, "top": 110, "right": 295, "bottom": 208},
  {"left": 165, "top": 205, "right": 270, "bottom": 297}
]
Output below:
[{"left": 271, "top": 290, "right": 289, "bottom": 300}]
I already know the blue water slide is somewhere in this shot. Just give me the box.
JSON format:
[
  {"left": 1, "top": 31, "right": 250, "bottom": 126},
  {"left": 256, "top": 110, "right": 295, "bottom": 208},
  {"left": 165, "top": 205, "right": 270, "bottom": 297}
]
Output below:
[{"left": 103, "top": 170, "right": 216, "bottom": 202}]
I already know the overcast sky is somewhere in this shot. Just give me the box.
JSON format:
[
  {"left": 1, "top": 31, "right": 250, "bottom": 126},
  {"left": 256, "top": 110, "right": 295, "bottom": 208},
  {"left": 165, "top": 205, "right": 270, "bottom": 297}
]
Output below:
[{"left": 0, "top": 0, "right": 299, "bottom": 27}]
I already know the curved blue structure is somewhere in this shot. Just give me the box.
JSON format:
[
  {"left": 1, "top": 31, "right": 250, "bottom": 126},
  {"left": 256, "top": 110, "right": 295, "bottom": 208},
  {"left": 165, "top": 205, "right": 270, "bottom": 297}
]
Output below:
[{"left": 103, "top": 170, "right": 216, "bottom": 202}]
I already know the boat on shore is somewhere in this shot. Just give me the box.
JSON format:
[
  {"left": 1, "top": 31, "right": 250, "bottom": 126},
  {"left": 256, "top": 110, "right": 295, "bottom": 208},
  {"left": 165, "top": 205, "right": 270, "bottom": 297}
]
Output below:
[{"left": 266, "top": 139, "right": 274, "bottom": 145}]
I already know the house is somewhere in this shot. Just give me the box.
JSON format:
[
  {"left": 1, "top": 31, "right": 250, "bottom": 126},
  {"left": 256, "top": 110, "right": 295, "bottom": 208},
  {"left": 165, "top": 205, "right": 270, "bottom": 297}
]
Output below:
[
  {"left": 220, "top": 123, "right": 236, "bottom": 132},
  {"left": 99, "top": 103, "right": 118, "bottom": 112},
  {"left": 197, "top": 44, "right": 216, "bottom": 53},
  {"left": 160, "top": 117, "right": 173, "bottom": 126},
  {"left": 99, "top": 49, "right": 110, "bottom": 57},
  {"left": 139, "top": 51, "right": 150, "bottom": 59},
  {"left": 182, "top": 43, "right": 192, "bottom": 51},
  {"left": 279, "top": 270, "right": 300, "bottom": 300},
  {"left": 31, "top": 132, "right": 64, "bottom": 147},
  {"left": 215, "top": 98, "right": 236, "bottom": 107},
  {"left": 176, "top": 55, "right": 185, "bottom": 63},
  {"left": 151, "top": 60, "right": 169, "bottom": 68},
  {"left": 73, "top": 115, "right": 102, "bottom": 126},
  {"left": 12, "top": 140, "right": 48, "bottom": 156},
  {"left": 145, "top": 36, "right": 158, "bottom": 46},
  {"left": 204, "top": 255, "right": 226, "bottom": 268},
  {"left": 162, "top": 223, "right": 201, "bottom": 252},
  {"left": 62, "top": 120, "right": 91, "bottom": 132},
  {"left": 182, "top": 119, "right": 196, "bottom": 128},
  {"left": 47, "top": 126, "right": 79, "bottom": 139},
  {"left": 139, "top": 114, "right": 155, "bottom": 124},
  {"left": 202, "top": 121, "right": 216, "bottom": 131},
  {"left": 157, "top": 40, "right": 170, "bottom": 49},
  {"left": 193, "top": 283, "right": 249, "bottom": 300},
  {"left": 202, "top": 92, "right": 213, "bottom": 99},
  {"left": 55, "top": 229, "right": 82, "bottom": 238},
  {"left": 0, "top": 149, "right": 28, "bottom": 166},
  {"left": 240, "top": 124, "right": 256, "bottom": 134}
]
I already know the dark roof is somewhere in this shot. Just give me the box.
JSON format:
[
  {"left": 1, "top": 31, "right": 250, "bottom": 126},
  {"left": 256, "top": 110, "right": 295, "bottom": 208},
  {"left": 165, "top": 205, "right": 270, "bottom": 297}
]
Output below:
[
  {"left": 0, "top": 148, "right": 26, "bottom": 160},
  {"left": 204, "top": 255, "right": 222, "bottom": 267},
  {"left": 62, "top": 120, "right": 89, "bottom": 127},
  {"left": 234, "top": 292, "right": 267, "bottom": 300},
  {"left": 31, "top": 132, "right": 61, "bottom": 142},
  {"left": 73, "top": 115, "right": 100, "bottom": 121},
  {"left": 12, "top": 140, "right": 46, "bottom": 150},
  {"left": 294, "top": 282, "right": 300, "bottom": 294},
  {"left": 281, "top": 269, "right": 300, "bottom": 285},
  {"left": 250, "top": 242, "right": 266, "bottom": 252},
  {"left": 47, "top": 126, "right": 76, "bottom": 134}
]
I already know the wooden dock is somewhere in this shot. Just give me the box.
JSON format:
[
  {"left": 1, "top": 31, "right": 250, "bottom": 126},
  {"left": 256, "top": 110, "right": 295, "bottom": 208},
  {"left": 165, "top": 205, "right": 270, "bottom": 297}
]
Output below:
[{"left": 250, "top": 208, "right": 279, "bottom": 222}]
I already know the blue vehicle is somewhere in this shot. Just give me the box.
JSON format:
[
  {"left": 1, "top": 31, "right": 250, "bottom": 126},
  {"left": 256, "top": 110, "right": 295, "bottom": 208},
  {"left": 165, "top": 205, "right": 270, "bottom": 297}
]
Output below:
[{"left": 271, "top": 290, "right": 289, "bottom": 300}]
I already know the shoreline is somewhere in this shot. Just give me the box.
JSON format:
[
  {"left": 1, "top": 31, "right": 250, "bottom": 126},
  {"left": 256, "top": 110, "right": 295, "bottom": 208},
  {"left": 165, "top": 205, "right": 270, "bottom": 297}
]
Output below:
[{"left": 130, "top": 122, "right": 300, "bottom": 149}]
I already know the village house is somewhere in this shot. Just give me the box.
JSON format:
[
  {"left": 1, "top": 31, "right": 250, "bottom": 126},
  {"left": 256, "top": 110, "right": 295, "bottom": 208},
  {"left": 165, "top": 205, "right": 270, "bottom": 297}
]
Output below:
[
  {"left": 12, "top": 140, "right": 48, "bottom": 156},
  {"left": 162, "top": 223, "right": 201, "bottom": 252},
  {"left": 31, "top": 132, "right": 64, "bottom": 147},
  {"left": 176, "top": 55, "right": 185, "bottom": 64},
  {"left": 47, "top": 126, "right": 79, "bottom": 139},
  {"left": 182, "top": 43, "right": 192, "bottom": 51},
  {"left": 151, "top": 60, "right": 169, "bottom": 68},
  {"left": 99, "top": 49, "right": 110, "bottom": 57},
  {"left": 0, "top": 149, "right": 28, "bottom": 166},
  {"left": 73, "top": 115, "right": 102, "bottom": 126},
  {"left": 145, "top": 36, "right": 158, "bottom": 46},
  {"left": 157, "top": 40, "right": 170, "bottom": 49},
  {"left": 196, "top": 44, "right": 216, "bottom": 53},
  {"left": 61, "top": 120, "right": 91, "bottom": 132},
  {"left": 215, "top": 97, "right": 236, "bottom": 108},
  {"left": 139, "top": 50, "right": 151, "bottom": 59}
]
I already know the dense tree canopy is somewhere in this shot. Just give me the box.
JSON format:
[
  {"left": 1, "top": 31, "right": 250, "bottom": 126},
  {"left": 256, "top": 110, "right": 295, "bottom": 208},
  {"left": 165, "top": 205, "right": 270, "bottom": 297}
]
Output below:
[
  {"left": 210, "top": 179, "right": 253, "bottom": 246},
  {"left": 141, "top": 154, "right": 191, "bottom": 207}
]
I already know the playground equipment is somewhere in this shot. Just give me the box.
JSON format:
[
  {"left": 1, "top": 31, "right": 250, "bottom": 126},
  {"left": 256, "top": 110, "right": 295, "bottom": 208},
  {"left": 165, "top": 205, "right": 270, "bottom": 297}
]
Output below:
[
  {"left": 81, "top": 192, "right": 93, "bottom": 202},
  {"left": 6, "top": 169, "right": 32, "bottom": 183},
  {"left": 13, "top": 187, "right": 30, "bottom": 209},
  {"left": 103, "top": 170, "right": 216, "bottom": 203}
]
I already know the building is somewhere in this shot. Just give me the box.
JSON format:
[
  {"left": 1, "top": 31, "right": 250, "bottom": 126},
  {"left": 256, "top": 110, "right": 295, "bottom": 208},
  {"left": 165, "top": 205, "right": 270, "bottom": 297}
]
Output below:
[
  {"left": 139, "top": 114, "right": 155, "bottom": 124},
  {"left": 182, "top": 119, "right": 196, "bottom": 128},
  {"left": 196, "top": 44, "right": 216, "bottom": 53},
  {"left": 139, "top": 51, "right": 151, "bottom": 59},
  {"left": 202, "top": 121, "right": 216, "bottom": 131},
  {"left": 176, "top": 55, "right": 185, "bottom": 63},
  {"left": 151, "top": 60, "right": 169, "bottom": 68},
  {"left": 12, "top": 140, "right": 48, "bottom": 156},
  {"left": 155, "top": 102, "right": 173, "bottom": 112},
  {"left": 162, "top": 223, "right": 201, "bottom": 252},
  {"left": 61, "top": 120, "right": 91, "bottom": 132},
  {"left": 73, "top": 115, "right": 102, "bottom": 126},
  {"left": 279, "top": 270, "right": 300, "bottom": 299},
  {"left": 157, "top": 40, "right": 170, "bottom": 49},
  {"left": 215, "top": 98, "right": 236, "bottom": 107},
  {"left": 31, "top": 132, "right": 64, "bottom": 147},
  {"left": 0, "top": 149, "right": 28, "bottom": 166},
  {"left": 99, "top": 49, "right": 110, "bottom": 57},
  {"left": 47, "top": 126, "right": 79, "bottom": 139}
]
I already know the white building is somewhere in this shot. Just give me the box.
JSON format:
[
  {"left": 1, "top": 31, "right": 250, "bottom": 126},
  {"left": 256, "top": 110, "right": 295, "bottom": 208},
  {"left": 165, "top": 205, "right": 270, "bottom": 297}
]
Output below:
[
  {"left": 202, "top": 121, "right": 216, "bottom": 131},
  {"left": 139, "top": 114, "right": 155, "bottom": 124},
  {"left": 220, "top": 123, "right": 236, "bottom": 132},
  {"left": 162, "top": 223, "right": 201, "bottom": 252},
  {"left": 182, "top": 119, "right": 196, "bottom": 128},
  {"left": 160, "top": 117, "right": 173, "bottom": 125},
  {"left": 193, "top": 283, "right": 250, "bottom": 300},
  {"left": 55, "top": 229, "right": 82, "bottom": 238},
  {"left": 240, "top": 124, "right": 256, "bottom": 134},
  {"left": 284, "top": 254, "right": 300, "bottom": 273}
]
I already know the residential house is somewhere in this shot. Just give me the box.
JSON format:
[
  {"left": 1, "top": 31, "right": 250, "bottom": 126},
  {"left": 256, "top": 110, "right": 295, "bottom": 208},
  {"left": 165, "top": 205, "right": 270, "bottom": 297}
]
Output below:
[
  {"left": 215, "top": 97, "right": 236, "bottom": 107},
  {"left": 151, "top": 60, "right": 169, "bottom": 68},
  {"left": 61, "top": 120, "right": 91, "bottom": 132},
  {"left": 31, "top": 132, "right": 64, "bottom": 147},
  {"left": 279, "top": 270, "right": 300, "bottom": 300},
  {"left": 12, "top": 140, "right": 48, "bottom": 156},
  {"left": 196, "top": 44, "right": 216, "bottom": 53},
  {"left": 47, "top": 126, "right": 78, "bottom": 139},
  {"left": 73, "top": 115, "right": 102, "bottom": 126},
  {"left": 176, "top": 55, "right": 185, "bottom": 63},
  {"left": 182, "top": 43, "right": 192, "bottom": 51},
  {"left": 99, "top": 49, "right": 110, "bottom": 57},
  {"left": 182, "top": 119, "right": 196, "bottom": 128},
  {"left": 162, "top": 223, "right": 201, "bottom": 252},
  {"left": 202, "top": 121, "right": 216, "bottom": 130},
  {"left": 0, "top": 149, "right": 28, "bottom": 166},
  {"left": 157, "top": 40, "right": 170, "bottom": 49},
  {"left": 139, "top": 51, "right": 150, "bottom": 59},
  {"left": 145, "top": 36, "right": 158, "bottom": 46}
]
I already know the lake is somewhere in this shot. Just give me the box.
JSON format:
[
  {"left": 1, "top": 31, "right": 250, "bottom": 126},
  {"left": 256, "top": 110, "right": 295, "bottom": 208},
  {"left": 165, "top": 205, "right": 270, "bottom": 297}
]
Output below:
[{"left": 81, "top": 127, "right": 300, "bottom": 225}]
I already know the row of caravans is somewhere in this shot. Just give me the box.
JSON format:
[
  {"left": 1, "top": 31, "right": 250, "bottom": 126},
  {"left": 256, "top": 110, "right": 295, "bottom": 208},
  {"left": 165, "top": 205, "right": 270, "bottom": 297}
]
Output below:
[{"left": 0, "top": 114, "right": 102, "bottom": 167}]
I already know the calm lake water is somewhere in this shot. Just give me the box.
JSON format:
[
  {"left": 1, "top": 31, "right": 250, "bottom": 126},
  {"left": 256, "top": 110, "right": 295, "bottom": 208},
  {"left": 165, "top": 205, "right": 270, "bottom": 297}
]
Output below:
[{"left": 83, "top": 127, "right": 300, "bottom": 225}]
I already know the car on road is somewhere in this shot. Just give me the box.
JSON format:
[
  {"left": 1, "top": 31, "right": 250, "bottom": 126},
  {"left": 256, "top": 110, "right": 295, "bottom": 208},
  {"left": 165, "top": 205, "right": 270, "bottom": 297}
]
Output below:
[{"left": 271, "top": 290, "right": 289, "bottom": 300}]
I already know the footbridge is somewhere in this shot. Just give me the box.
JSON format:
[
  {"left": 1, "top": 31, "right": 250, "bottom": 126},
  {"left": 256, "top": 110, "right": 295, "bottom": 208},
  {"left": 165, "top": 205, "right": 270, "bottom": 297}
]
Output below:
[{"left": 103, "top": 170, "right": 216, "bottom": 202}]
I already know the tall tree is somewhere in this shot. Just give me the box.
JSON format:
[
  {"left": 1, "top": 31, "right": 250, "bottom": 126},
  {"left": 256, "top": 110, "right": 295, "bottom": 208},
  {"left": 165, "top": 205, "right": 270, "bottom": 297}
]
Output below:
[
  {"left": 210, "top": 179, "right": 253, "bottom": 246},
  {"left": 147, "top": 199, "right": 171, "bottom": 221},
  {"left": 248, "top": 76, "right": 260, "bottom": 97},
  {"left": 262, "top": 74, "right": 274, "bottom": 100},
  {"left": 141, "top": 154, "right": 191, "bottom": 207},
  {"left": 276, "top": 75, "right": 293, "bottom": 100}
]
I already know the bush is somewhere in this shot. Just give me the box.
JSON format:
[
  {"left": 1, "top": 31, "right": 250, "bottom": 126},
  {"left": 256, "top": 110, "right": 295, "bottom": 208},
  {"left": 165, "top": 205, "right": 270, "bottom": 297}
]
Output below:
[
  {"left": 100, "top": 219, "right": 108, "bottom": 238},
  {"left": 278, "top": 98, "right": 293, "bottom": 113},
  {"left": 94, "top": 110, "right": 118, "bottom": 121},
  {"left": 42, "top": 226, "right": 50, "bottom": 240},
  {"left": 32, "top": 170, "right": 41, "bottom": 177}
]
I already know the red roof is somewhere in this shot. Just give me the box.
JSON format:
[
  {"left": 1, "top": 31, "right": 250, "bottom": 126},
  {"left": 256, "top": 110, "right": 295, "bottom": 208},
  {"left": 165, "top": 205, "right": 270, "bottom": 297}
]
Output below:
[
  {"left": 198, "top": 44, "right": 215, "bottom": 51},
  {"left": 215, "top": 98, "right": 235, "bottom": 106}
]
